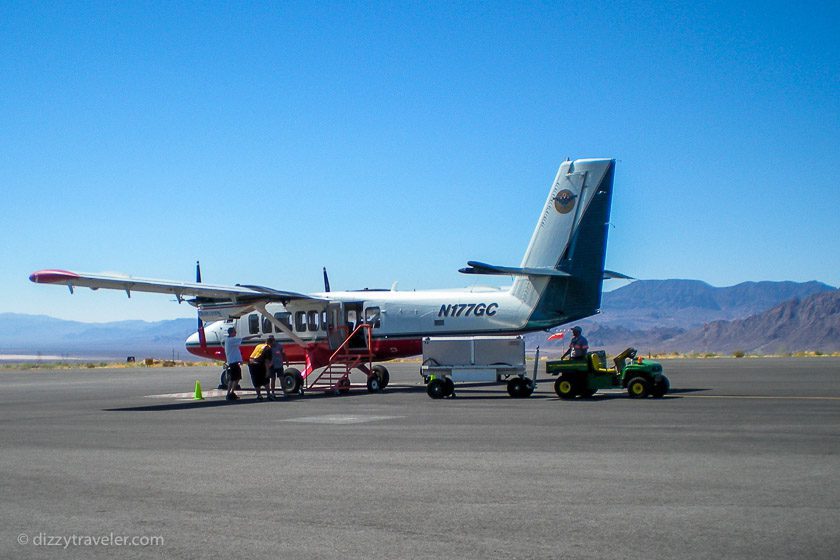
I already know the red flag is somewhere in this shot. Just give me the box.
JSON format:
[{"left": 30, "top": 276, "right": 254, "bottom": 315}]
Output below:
[{"left": 547, "top": 331, "right": 565, "bottom": 341}]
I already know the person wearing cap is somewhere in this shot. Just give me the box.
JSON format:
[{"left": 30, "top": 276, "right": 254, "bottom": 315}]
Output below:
[
  {"left": 223, "top": 327, "right": 244, "bottom": 400},
  {"left": 267, "top": 335, "right": 284, "bottom": 400},
  {"left": 561, "top": 326, "right": 589, "bottom": 361}
]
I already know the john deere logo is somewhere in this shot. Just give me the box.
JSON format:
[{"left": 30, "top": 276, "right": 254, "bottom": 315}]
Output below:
[{"left": 553, "top": 189, "right": 577, "bottom": 214}]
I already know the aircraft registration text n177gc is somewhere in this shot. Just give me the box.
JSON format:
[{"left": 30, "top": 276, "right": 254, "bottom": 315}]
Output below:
[{"left": 437, "top": 303, "right": 499, "bottom": 318}]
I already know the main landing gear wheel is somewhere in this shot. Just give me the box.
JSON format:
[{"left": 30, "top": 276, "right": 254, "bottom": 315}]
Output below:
[
  {"left": 427, "top": 378, "right": 447, "bottom": 399},
  {"left": 337, "top": 377, "right": 351, "bottom": 395},
  {"left": 554, "top": 375, "right": 578, "bottom": 400},
  {"left": 366, "top": 375, "right": 382, "bottom": 393},
  {"left": 372, "top": 365, "right": 390, "bottom": 389},
  {"left": 627, "top": 377, "right": 651, "bottom": 398},
  {"left": 219, "top": 367, "right": 241, "bottom": 391},
  {"left": 281, "top": 368, "right": 303, "bottom": 395}
]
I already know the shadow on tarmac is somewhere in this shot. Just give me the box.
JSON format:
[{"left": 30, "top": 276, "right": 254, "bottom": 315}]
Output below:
[
  {"left": 104, "top": 384, "right": 428, "bottom": 412},
  {"left": 433, "top": 386, "right": 709, "bottom": 401},
  {"left": 103, "top": 385, "right": 710, "bottom": 411}
]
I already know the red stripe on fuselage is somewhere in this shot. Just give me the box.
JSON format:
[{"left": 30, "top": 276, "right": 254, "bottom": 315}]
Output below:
[{"left": 187, "top": 337, "right": 422, "bottom": 367}]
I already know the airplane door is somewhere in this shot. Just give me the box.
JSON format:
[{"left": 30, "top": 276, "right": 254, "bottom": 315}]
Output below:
[
  {"left": 327, "top": 302, "right": 345, "bottom": 350},
  {"left": 344, "top": 302, "right": 368, "bottom": 350}
]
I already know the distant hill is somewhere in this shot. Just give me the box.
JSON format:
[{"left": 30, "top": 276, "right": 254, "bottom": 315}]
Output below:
[
  {"left": 529, "top": 280, "right": 838, "bottom": 354},
  {"left": 0, "top": 313, "right": 195, "bottom": 359},
  {"left": 597, "top": 279, "right": 835, "bottom": 330},
  {"left": 663, "top": 290, "right": 840, "bottom": 354}
]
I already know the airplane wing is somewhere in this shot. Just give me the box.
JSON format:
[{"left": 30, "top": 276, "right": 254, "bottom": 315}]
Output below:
[{"left": 28, "top": 269, "right": 326, "bottom": 303}]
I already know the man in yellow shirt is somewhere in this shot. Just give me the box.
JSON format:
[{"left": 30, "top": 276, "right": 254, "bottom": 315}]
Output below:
[{"left": 248, "top": 340, "right": 272, "bottom": 401}]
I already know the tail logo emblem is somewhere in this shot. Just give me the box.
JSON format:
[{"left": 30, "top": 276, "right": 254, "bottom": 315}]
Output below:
[{"left": 553, "top": 189, "right": 577, "bottom": 214}]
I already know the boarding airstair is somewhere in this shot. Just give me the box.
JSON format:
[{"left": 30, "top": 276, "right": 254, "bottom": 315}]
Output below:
[{"left": 302, "top": 322, "right": 375, "bottom": 394}]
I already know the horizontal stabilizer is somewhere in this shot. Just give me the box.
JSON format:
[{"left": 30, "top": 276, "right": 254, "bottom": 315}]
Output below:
[
  {"left": 459, "top": 261, "right": 571, "bottom": 278},
  {"left": 603, "top": 270, "right": 634, "bottom": 280}
]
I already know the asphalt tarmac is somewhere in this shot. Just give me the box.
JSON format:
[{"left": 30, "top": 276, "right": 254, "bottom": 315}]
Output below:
[{"left": 1, "top": 358, "right": 838, "bottom": 560}]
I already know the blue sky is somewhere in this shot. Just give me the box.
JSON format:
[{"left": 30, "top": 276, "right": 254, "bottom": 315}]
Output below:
[{"left": 2, "top": 1, "right": 838, "bottom": 322}]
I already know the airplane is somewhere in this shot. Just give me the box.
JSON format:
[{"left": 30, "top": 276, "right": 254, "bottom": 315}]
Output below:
[{"left": 30, "top": 158, "right": 626, "bottom": 395}]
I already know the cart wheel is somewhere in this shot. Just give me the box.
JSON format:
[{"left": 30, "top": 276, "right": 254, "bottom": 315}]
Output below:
[
  {"left": 627, "top": 377, "right": 651, "bottom": 398},
  {"left": 444, "top": 377, "right": 455, "bottom": 397},
  {"left": 366, "top": 374, "right": 382, "bottom": 393},
  {"left": 521, "top": 378, "right": 534, "bottom": 398},
  {"left": 507, "top": 377, "right": 523, "bottom": 398},
  {"left": 281, "top": 368, "right": 302, "bottom": 395},
  {"left": 427, "top": 378, "right": 446, "bottom": 399},
  {"left": 554, "top": 375, "right": 577, "bottom": 399},
  {"left": 651, "top": 375, "right": 670, "bottom": 398},
  {"left": 372, "top": 365, "right": 390, "bottom": 388}
]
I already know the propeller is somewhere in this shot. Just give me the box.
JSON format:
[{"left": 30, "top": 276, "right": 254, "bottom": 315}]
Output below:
[
  {"left": 323, "top": 267, "right": 331, "bottom": 292},
  {"left": 196, "top": 261, "right": 207, "bottom": 349}
]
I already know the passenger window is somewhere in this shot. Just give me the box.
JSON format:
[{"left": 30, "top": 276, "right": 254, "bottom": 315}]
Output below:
[
  {"left": 262, "top": 316, "right": 272, "bottom": 334},
  {"left": 274, "top": 312, "right": 291, "bottom": 332},
  {"left": 248, "top": 314, "right": 259, "bottom": 335},
  {"left": 321, "top": 311, "right": 328, "bottom": 328},
  {"left": 365, "top": 307, "right": 381, "bottom": 328},
  {"left": 295, "top": 311, "right": 307, "bottom": 332},
  {"left": 307, "top": 310, "right": 319, "bottom": 331}
]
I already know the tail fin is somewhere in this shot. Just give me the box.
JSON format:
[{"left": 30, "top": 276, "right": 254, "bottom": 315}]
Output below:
[{"left": 513, "top": 158, "right": 616, "bottom": 328}]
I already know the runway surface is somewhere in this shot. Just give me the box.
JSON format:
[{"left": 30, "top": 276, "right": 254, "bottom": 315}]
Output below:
[{"left": 1, "top": 358, "right": 838, "bottom": 559}]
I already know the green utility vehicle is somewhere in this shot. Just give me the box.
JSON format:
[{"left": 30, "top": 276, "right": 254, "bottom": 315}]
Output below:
[{"left": 546, "top": 348, "right": 670, "bottom": 399}]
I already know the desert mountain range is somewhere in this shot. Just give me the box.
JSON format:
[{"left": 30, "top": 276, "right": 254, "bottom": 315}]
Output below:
[
  {"left": 4, "top": 280, "right": 838, "bottom": 359},
  {"left": 530, "top": 280, "right": 839, "bottom": 354}
]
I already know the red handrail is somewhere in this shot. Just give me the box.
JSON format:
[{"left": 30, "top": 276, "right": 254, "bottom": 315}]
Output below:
[{"left": 325, "top": 322, "right": 372, "bottom": 364}]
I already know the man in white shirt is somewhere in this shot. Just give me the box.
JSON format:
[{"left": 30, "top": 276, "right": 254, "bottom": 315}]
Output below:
[{"left": 223, "top": 327, "right": 244, "bottom": 401}]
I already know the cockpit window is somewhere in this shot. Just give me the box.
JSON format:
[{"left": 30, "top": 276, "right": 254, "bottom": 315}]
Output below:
[{"left": 365, "top": 307, "right": 381, "bottom": 328}]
